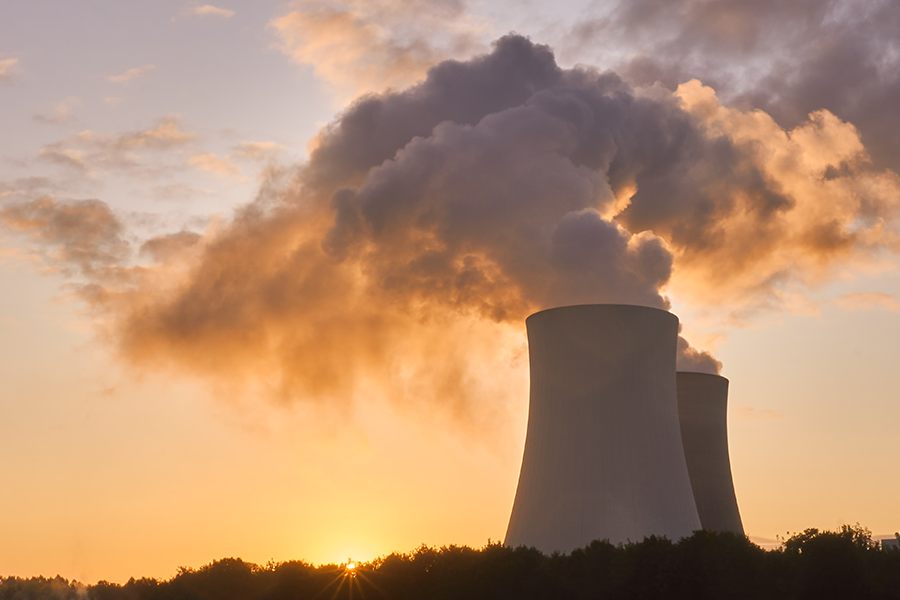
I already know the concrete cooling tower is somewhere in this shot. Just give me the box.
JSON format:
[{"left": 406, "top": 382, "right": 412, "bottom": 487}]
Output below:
[
  {"left": 505, "top": 304, "right": 701, "bottom": 554},
  {"left": 676, "top": 372, "right": 744, "bottom": 535}
]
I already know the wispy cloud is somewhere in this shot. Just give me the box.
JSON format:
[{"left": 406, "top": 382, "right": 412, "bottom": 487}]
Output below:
[
  {"left": 103, "top": 119, "right": 195, "bottom": 149},
  {"left": 0, "top": 177, "right": 58, "bottom": 203},
  {"left": 150, "top": 182, "right": 212, "bottom": 202},
  {"left": 107, "top": 65, "right": 155, "bottom": 83},
  {"left": 0, "top": 58, "right": 19, "bottom": 82},
  {"left": 189, "top": 152, "right": 246, "bottom": 181},
  {"left": 37, "top": 117, "right": 196, "bottom": 174},
  {"left": 833, "top": 292, "right": 900, "bottom": 313},
  {"left": 33, "top": 97, "right": 79, "bottom": 125},
  {"left": 186, "top": 4, "right": 235, "bottom": 18},
  {"left": 0, "top": 246, "right": 41, "bottom": 267},
  {"left": 232, "top": 141, "right": 287, "bottom": 161},
  {"left": 0, "top": 198, "right": 129, "bottom": 279},
  {"left": 37, "top": 146, "right": 88, "bottom": 172}
]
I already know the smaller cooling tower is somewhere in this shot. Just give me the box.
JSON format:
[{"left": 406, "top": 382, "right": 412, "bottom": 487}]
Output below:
[
  {"left": 505, "top": 305, "right": 701, "bottom": 554},
  {"left": 676, "top": 372, "right": 744, "bottom": 535}
]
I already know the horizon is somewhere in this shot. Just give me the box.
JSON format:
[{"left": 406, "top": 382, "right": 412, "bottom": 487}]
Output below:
[{"left": 7, "top": 527, "right": 900, "bottom": 585}]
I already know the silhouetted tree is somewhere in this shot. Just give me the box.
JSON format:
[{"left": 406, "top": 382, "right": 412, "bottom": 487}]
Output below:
[
  {"left": 7, "top": 525, "right": 900, "bottom": 600},
  {"left": 0, "top": 575, "right": 85, "bottom": 600}
]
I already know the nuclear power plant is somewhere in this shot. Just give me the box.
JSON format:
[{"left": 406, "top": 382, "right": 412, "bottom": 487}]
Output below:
[{"left": 505, "top": 304, "right": 742, "bottom": 554}]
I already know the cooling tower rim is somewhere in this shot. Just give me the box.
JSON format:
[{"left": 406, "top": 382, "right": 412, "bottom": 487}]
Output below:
[
  {"left": 677, "top": 371, "right": 729, "bottom": 383},
  {"left": 526, "top": 303, "right": 677, "bottom": 326}
]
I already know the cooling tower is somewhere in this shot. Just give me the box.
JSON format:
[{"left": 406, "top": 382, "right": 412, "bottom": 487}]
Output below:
[
  {"left": 676, "top": 372, "right": 744, "bottom": 535},
  {"left": 505, "top": 304, "right": 701, "bottom": 554}
]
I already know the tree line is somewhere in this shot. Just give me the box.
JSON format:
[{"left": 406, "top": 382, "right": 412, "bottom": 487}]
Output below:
[{"left": 3, "top": 525, "right": 900, "bottom": 600}]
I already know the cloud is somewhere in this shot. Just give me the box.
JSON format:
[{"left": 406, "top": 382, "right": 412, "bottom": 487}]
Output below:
[
  {"left": 37, "top": 117, "right": 196, "bottom": 174},
  {"left": 0, "top": 177, "right": 58, "bottom": 203},
  {"left": 572, "top": 0, "right": 900, "bottom": 177},
  {"left": 270, "top": 0, "right": 484, "bottom": 100},
  {"left": 0, "top": 198, "right": 128, "bottom": 279},
  {"left": 33, "top": 97, "right": 79, "bottom": 125},
  {"left": 5, "top": 36, "right": 900, "bottom": 421},
  {"left": 232, "top": 141, "right": 288, "bottom": 162},
  {"left": 189, "top": 153, "right": 246, "bottom": 181},
  {"left": 107, "top": 65, "right": 155, "bottom": 83},
  {"left": 0, "top": 246, "right": 41, "bottom": 267},
  {"left": 0, "top": 58, "right": 19, "bottom": 82},
  {"left": 37, "top": 146, "right": 88, "bottom": 172},
  {"left": 140, "top": 231, "right": 203, "bottom": 262},
  {"left": 108, "top": 119, "right": 195, "bottom": 149},
  {"left": 833, "top": 292, "right": 900, "bottom": 313},
  {"left": 185, "top": 4, "right": 235, "bottom": 18},
  {"left": 150, "top": 182, "right": 213, "bottom": 202},
  {"left": 626, "top": 79, "right": 900, "bottom": 316}
]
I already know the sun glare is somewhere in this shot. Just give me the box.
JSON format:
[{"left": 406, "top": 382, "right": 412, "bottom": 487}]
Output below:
[{"left": 344, "top": 561, "right": 358, "bottom": 578}]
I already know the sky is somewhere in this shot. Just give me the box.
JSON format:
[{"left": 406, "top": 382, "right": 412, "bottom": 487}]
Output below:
[{"left": 2, "top": 0, "right": 900, "bottom": 584}]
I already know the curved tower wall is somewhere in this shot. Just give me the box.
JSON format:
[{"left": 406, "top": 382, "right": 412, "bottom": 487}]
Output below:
[
  {"left": 505, "top": 304, "right": 701, "bottom": 554},
  {"left": 676, "top": 372, "right": 744, "bottom": 535}
]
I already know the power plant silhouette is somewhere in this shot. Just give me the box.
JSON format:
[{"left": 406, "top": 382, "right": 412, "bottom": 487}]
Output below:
[{"left": 505, "top": 304, "right": 742, "bottom": 554}]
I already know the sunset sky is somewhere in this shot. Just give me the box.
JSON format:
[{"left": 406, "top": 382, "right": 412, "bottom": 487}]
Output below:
[{"left": 2, "top": 0, "right": 900, "bottom": 584}]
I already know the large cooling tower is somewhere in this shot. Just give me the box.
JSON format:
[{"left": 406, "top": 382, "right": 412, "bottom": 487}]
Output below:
[
  {"left": 676, "top": 372, "right": 744, "bottom": 535},
  {"left": 505, "top": 304, "right": 701, "bottom": 553}
]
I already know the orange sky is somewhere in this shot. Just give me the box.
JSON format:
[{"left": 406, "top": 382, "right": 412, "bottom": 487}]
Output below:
[{"left": 2, "top": 0, "right": 900, "bottom": 584}]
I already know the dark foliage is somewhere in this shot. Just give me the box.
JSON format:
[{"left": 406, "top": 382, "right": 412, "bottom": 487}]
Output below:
[{"left": 4, "top": 526, "right": 900, "bottom": 600}]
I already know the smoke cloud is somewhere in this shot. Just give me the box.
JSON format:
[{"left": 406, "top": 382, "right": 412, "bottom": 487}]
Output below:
[
  {"left": 574, "top": 0, "right": 900, "bottom": 176},
  {"left": 4, "top": 35, "right": 899, "bottom": 411}
]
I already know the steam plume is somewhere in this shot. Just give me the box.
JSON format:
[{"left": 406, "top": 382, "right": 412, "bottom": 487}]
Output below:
[{"left": 4, "top": 35, "right": 899, "bottom": 412}]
